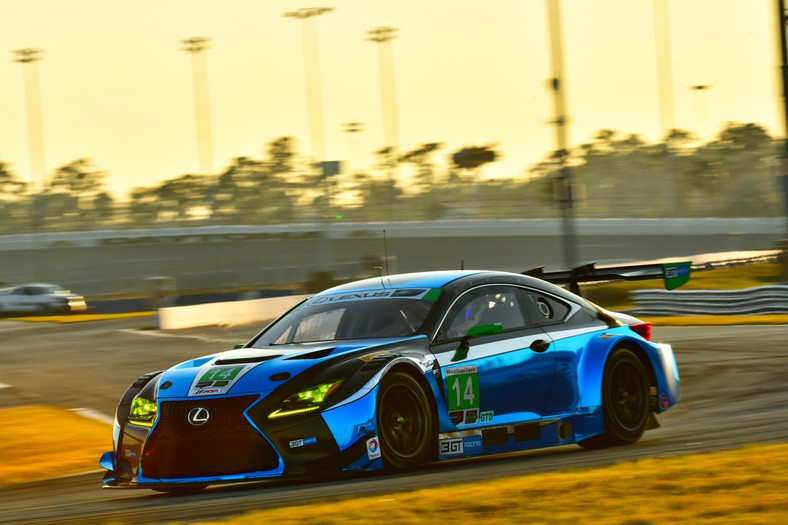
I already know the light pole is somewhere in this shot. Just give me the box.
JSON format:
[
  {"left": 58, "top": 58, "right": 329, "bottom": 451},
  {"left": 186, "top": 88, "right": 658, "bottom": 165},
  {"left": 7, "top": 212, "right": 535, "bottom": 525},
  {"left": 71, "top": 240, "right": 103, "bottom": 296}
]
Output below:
[
  {"left": 777, "top": 0, "right": 788, "bottom": 280},
  {"left": 545, "top": 0, "right": 578, "bottom": 270},
  {"left": 180, "top": 37, "right": 215, "bottom": 175},
  {"left": 652, "top": 0, "right": 682, "bottom": 215},
  {"left": 343, "top": 122, "right": 364, "bottom": 175},
  {"left": 366, "top": 27, "right": 400, "bottom": 165},
  {"left": 366, "top": 26, "right": 400, "bottom": 221},
  {"left": 284, "top": 7, "right": 334, "bottom": 165},
  {"left": 689, "top": 84, "right": 711, "bottom": 140},
  {"left": 12, "top": 48, "right": 48, "bottom": 280},
  {"left": 12, "top": 48, "right": 46, "bottom": 193}
]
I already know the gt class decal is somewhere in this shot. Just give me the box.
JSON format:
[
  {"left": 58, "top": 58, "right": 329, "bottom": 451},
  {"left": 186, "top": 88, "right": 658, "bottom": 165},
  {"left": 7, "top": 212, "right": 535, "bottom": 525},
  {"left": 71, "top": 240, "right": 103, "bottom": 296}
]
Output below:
[
  {"left": 445, "top": 365, "right": 480, "bottom": 425},
  {"left": 188, "top": 364, "right": 256, "bottom": 396}
]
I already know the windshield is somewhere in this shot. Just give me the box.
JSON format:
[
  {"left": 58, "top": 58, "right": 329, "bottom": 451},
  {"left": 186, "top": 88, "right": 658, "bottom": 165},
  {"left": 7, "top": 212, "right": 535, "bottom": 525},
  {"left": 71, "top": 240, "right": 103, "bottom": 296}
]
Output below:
[{"left": 252, "top": 288, "right": 439, "bottom": 346}]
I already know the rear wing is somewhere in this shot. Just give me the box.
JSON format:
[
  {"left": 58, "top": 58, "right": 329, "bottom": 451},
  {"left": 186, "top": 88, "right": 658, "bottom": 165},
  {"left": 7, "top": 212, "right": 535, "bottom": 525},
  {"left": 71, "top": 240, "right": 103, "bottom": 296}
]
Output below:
[{"left": 523, "top": 261, "right": 692, "bottom": 295}]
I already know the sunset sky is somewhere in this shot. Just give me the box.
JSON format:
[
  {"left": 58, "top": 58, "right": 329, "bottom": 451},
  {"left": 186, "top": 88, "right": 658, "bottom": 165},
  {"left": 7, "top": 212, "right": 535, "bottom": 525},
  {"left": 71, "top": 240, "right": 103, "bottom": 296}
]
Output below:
[{"left": 0, "top": 0, "right": 781, "bottom": 198}]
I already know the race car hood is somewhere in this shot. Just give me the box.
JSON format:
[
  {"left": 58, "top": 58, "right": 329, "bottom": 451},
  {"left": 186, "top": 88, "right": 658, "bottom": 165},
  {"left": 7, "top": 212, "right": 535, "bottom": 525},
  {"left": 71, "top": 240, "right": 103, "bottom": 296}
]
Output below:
[{"left": 154, "top": 336, "right": 429, "bottom": 400}]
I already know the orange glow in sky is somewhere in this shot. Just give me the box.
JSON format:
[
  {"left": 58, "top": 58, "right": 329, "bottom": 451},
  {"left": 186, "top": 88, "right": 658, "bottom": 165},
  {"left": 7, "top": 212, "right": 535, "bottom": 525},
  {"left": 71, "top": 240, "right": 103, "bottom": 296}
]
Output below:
[{"left": 0, "top": 0, "right": 780, "bottom": 197}]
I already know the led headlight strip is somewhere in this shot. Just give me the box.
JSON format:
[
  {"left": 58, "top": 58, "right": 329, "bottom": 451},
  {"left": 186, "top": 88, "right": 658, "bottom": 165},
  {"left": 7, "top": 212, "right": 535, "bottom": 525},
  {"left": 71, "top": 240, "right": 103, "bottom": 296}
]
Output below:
[{"left": 268, "top": 379, "right": 344, "bottom": 419}]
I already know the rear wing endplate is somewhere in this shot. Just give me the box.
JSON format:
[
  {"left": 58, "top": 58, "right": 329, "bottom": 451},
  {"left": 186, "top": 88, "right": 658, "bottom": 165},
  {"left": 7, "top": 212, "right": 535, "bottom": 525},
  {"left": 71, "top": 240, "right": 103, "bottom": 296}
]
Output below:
[{"left": 523, "top": 261, "right": 692, "bottom": 295}]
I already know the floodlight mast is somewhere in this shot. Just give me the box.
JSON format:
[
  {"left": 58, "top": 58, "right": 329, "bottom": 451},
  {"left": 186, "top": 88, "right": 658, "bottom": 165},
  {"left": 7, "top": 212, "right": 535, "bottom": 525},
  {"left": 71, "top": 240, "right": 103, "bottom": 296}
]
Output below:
[
  {"left": 283, "top": 7, "right": 335, "bottom": 165},
  {"left": 365, "top": 26, "right": 400, "bottom": 159},
  {"left": 179, "top": 36, "right": 215, "bottom": 175},
  {"left": 778, "top": 0, "right": 788, "bottom": 281},
  {"left": 545, "top": 0, "right": 578, "bottom": 269},
  {"left": 12, "top": 48, "right": 46, "bottom": 193}
]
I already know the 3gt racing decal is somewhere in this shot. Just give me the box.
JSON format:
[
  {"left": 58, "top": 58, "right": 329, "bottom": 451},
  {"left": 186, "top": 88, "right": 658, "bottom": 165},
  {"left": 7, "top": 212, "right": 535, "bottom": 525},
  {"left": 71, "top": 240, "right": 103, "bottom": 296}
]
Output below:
[
  {"left": 366, "top": 436, "right": 382, "bottom": 460},
  {"left": 439, "top": 438, "right": 463, "bottom": 455},
  {"left": 289, "top": 437, "right": 318, "bottom": 448},
  {"left": 439, "top": 435, "right": 483, "bottom": 456},
  {"left": 445, "top": 365, "right": 480, "bottom": 425},
  {"left": 188, "top": 363, "right": 256, "bottom": 396}
]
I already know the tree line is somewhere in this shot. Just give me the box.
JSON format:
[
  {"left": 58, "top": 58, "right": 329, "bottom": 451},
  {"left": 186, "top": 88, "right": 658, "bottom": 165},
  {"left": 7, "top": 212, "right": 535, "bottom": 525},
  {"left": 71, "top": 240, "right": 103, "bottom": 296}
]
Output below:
[{"left": 0, "top": 122, "right": 783, "bottom": 235}]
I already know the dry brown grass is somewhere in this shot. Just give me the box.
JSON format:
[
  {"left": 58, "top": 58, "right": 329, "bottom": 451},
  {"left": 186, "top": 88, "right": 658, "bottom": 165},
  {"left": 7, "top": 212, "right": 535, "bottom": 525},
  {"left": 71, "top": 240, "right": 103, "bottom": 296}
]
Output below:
[
  {"left": 195, "top": 443, "right": 788, "bottom": 524},
  {"left": 0, "top": 406, "right": 110, "bottom": 485},
  {"left": 1, "top": 407, "right": 786, "bottom": 523}
]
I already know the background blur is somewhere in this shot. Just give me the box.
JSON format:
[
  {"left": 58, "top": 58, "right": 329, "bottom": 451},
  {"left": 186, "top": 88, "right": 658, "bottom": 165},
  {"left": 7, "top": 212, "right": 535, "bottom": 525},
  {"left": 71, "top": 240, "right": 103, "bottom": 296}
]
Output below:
[{"left": 0, "top": 0, "right": 785, "bottom": 298}]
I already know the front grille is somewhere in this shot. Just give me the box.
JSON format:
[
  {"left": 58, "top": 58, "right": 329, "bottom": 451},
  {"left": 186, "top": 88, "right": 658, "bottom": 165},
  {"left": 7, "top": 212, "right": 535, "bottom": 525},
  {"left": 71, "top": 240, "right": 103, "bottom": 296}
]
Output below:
[{"left": 141, "top": 395, "right": 279, "bottom": 479}]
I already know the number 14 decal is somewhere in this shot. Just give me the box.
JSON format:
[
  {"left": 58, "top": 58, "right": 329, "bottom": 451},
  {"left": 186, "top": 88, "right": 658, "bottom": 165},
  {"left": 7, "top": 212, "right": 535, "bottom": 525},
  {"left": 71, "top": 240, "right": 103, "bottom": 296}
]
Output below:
[{"left": 445, "top": 365, "right": 480, "bottom": 413}]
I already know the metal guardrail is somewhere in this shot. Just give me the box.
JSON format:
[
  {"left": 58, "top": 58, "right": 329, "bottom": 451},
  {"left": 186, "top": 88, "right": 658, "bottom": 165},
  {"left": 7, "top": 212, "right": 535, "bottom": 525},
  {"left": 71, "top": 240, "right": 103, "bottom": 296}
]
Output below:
[{"left": 631, "top": 285, "right": 788, "bottom": 316}]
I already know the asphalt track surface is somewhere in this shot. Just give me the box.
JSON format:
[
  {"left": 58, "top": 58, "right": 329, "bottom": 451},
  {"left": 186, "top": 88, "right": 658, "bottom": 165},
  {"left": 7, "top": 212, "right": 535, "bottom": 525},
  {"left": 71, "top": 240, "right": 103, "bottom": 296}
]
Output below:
[{"left": 0, "top": 318, "right": 786, "bottom": 524}]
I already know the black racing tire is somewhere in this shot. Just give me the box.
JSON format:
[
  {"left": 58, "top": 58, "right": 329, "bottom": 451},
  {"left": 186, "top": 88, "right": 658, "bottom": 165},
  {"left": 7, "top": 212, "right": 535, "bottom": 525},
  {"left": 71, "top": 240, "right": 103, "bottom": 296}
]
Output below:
[
  {"left": 579, "top": 347, "right": 650, "bottom": 449},
  {"left": 376, "top": 371, "right": 435, "bottom": 470}
]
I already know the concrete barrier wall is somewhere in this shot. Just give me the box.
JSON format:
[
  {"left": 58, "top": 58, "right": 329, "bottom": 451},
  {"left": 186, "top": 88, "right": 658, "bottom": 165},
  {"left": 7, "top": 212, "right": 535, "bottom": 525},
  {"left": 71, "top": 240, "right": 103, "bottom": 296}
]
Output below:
[{"left": 159, "top": 294, "right": 308, "bottom": 330}]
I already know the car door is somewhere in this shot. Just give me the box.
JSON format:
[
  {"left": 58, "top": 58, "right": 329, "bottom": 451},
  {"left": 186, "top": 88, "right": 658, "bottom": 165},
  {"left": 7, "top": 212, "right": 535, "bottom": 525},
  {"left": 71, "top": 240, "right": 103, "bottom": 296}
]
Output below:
[
  {"left": 6, "top": 287, "right": 34, "bottom": 313},
  {"left": 521, "top": 289, "right": 603, "bottom": 417},
  {"left": 21, "top": 286, "right": 42, "bottom": 312},
  {"left": 430, "top": 285, "right": 556, "bottom": 428}
]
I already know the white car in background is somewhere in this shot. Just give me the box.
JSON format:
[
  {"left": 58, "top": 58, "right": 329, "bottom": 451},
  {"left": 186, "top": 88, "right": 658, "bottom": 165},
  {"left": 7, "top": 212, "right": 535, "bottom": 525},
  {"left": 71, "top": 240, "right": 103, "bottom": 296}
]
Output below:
[{"left": 0, "top": 283, "right": 88, "bottom": 316}]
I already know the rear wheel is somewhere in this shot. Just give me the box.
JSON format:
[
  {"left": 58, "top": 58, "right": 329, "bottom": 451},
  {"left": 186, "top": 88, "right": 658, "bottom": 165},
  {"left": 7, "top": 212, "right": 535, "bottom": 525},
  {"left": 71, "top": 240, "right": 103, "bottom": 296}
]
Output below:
[
  {"left": 579, "top": 347, "right": 650, "bottom": 449},
  {"left": 376, "top": 371, "right": 435, "bottom": 469}
]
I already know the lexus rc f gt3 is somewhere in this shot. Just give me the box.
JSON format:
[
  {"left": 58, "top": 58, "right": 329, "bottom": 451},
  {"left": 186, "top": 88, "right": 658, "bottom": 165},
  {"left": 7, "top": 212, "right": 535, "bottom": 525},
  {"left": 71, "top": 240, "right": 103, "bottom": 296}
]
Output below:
[{"left": 100, "top": 269, "right": 680, "bottom": 491}]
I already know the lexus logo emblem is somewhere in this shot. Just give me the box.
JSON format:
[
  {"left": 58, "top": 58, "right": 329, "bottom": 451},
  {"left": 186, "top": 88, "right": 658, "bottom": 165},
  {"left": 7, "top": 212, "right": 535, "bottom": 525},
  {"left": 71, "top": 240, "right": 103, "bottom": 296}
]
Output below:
[{"left": 187, "top": 407, "right": 210, "bottom": 426}]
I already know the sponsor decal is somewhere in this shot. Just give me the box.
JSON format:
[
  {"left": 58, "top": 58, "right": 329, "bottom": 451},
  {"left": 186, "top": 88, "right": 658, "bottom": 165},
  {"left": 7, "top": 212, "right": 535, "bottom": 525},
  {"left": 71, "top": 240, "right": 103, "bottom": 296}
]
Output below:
[
  {"left": 660, "top": 393, "right": 670, "bottom": 409},
  {"left": 445, "top": 365, "right": 480, "bottom": 425},
  {"left": 439, "top": 438, "right": 464, "bottom": 455},
  {"left": 307, "top": 288, "right": 431, "bottom": 307},
  {"left": 462, "top": 436, "right": 483, "bottom": 453},
  {"left": 663, "top": 262, "right": 692, "bottom": 290},
  {"left": 123, "top": 448, "right": 137, "bottom": 458},
  {"left": 289, "top": 437, "right": 318, "bottom": 448},
  {"left": 194, "top": 388, "right": 220, "bottom": 395},
  {"left": 187, "top": 407, "right": 210, "bottom": 426},
  {"left": 366, "top": 436, "right": 382, "bottom": 460},
  {"left": 480, "top": 411, "right": 494, "bottom": 423}
]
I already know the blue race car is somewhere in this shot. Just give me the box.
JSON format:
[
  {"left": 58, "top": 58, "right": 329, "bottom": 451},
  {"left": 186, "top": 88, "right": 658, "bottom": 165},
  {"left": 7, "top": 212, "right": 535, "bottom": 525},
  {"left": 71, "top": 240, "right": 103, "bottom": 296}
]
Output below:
[{"left": 100, "top": 268, "right": 681, "bottom": 491}]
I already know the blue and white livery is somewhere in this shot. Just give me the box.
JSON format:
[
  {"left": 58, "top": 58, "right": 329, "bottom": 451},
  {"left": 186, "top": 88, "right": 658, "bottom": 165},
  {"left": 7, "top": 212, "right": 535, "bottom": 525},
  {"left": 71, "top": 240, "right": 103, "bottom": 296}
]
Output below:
[{"left": 100, "top": 270, "right": 680, "bottom": 491}]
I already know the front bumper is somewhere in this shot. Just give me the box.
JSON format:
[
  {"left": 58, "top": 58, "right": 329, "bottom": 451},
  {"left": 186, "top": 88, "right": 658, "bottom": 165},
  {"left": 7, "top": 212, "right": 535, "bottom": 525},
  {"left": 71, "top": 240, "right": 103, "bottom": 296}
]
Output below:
[{"left": 102, "top": 390, "right": 381, "bottom": 488}]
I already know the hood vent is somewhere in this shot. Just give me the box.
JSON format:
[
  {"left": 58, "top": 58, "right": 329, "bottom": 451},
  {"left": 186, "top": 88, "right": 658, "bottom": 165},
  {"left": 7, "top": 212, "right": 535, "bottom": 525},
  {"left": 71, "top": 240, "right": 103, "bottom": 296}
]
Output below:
[
  {"left": 214, "top": 354, "right": 281, "bottom": 365},
  {"left": 284, "top": 347, "right": 336, "bottom": 360}
]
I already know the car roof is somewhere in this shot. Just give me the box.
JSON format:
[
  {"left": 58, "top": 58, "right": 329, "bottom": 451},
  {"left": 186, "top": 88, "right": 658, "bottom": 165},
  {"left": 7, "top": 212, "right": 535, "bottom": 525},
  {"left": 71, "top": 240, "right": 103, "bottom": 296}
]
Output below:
[
  {"left": 315, "top": 270, "right": 595, "bottom": 311},
  {"left": 319, "top": 271, "right": 487, "bottom": 295}
]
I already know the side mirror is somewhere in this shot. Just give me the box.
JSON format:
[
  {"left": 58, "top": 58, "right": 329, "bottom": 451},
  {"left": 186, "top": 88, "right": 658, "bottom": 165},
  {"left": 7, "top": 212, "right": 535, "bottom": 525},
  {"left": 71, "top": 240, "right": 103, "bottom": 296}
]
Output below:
[
  {"left": 465, "top": 323, "right": 504, "bottom": 340},
  {"left": 451, "top": 323, "right": 503, "bottom": 362}
]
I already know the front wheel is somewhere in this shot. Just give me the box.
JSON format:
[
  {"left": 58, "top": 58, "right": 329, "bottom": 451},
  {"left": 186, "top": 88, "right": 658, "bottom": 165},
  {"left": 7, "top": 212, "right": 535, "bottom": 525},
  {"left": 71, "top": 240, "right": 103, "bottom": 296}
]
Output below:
[
  {"left": 376, "top": 371, "right": 435, "bottom": 470},
  {"left": 579, "top": 347, "right": 650, "bottom": 449}
]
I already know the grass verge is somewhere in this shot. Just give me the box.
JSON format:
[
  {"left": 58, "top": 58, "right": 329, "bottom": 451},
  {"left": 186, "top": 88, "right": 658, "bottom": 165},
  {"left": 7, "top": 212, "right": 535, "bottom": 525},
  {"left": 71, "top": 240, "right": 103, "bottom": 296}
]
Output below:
[
  {"left": 0, "top": 406, "right": 110, "bottom": 485},
  {"left": 195, "top": 443, "right": 788, "bottom": 524},
  {"left": 1, "top": 407, "right": 786, "bottom": 523},
  {"left": 1, "top": 311, "right": 154, "bottom": 323}
]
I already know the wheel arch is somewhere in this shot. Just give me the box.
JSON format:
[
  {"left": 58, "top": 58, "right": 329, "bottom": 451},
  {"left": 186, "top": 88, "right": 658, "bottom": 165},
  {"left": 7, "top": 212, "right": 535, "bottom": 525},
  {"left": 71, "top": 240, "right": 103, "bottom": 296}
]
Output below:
[
  {"left": 381, "top": 361, "right": 440, "bottom": 420},
  {"left": 611, "top": 341, "right": 659, "bottom": 411},
  {"left": 575, "top": 333, "right": 656, "bottom": 411}
]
